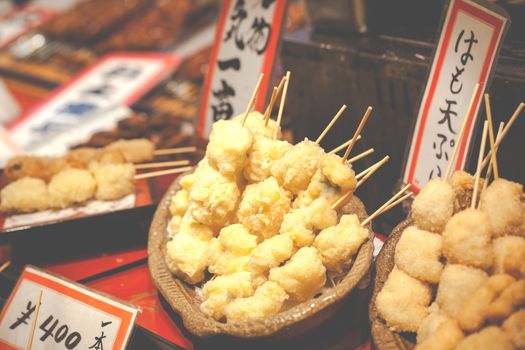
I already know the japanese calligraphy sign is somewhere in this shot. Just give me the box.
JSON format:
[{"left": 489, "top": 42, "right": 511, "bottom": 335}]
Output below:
[
  {"left": 0, "top": 266, "right": 139, "bottom": 350},
  {"left": 5, "top": 53, "right": 179, "bottom": 163},
  {"left": 197, "top": 0, "right": 287, "bottom": 137},
  {"left": 403, "top": 0, "right": 509, "bottom": 191},
  {"left": 0, "top": 5, "right": 55, "bottom": 49}
]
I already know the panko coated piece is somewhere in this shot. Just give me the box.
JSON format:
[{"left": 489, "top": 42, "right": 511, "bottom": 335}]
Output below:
[
  {"left": 480, "top": 178, "right": 525, "bottom": 238},
  {"left": 4, "top": 156, "right": 66, "bottom": 183},
  {"left": 415, "top": 304, "right": 464, "bottom": 350},
  {"left": 206, "top": 119, "right": 253, "bottom": 179},
  {"left": 248, "top": 234, "right": 295, "bottom": 286},
  {"left": 376, "top": 267, "right": 432, "bottom": 332},
  {"left": 106, "top": 138, "right": 155, "bottom": 163},
  {"left": 271, "top": 139, "right": 323, "bottom": 195},
  {"left": 503, "top": 309, "right": 525, "bottom": 349},
  {"left": 411, "top": 178, "right": 455, "bottom": 233},
  {"left": 169, "top": 190, "right": 190, "bottom": 217},
  {"left": 269, "top": 246, "right": 326, "bottom": 301},
  {"left": 314, "top": 214, "right": 369, "bottom": 273},
  {"left": 244, "top": 135, "right": 292, "bottom": 183},
  {"left": 225, "top": 281, "right": 289, "bottom": 321},
  {"left": 65, "top": 148, "right": 125, "bottom": 168},
  {"left": 48, "top": 168, "right": 96, "bottom": 208},
  {"left": 457, "top": 274, "right": 515, "bottom": 331},
  {"left": 233, "top": 111, "right": 281, "bottom": 139},
  {"left": 190, "top": 162, "right": 240, "bottom": 227},
  {"left": 395, "top": 226, "right": 443, "bottom": 283},
  {"left": 166, "top": 231, "right": 212, "bottom": 284},
  {"left": 493, "top": 236, "right": 525, "bottom": 279},
  {"left": 456, "top": 326, "right": 513, "bottom": 350},
  {"left": 442, "top": 209, "right": 493, "bottom": 270},
  {"left": 484, "top": 279, "right": 525, "bottom": 321},
  {"left": 436, "top": 264, "right": 488, "bottom": 319},
  {"left": 237, "top": 177, "right": 291, "bottom": 241},
  {"left": 89, "top": 162, "right": 135, "bottom": 201},
  {"left": 0, "top": 177, "right": 49, "bottom": 213}
]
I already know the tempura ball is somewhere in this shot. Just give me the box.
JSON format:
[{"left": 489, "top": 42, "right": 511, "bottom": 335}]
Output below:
[
  {"left": 249, "top": 234, "right": 295, "bottom": 286},
  {"left": 0, "top": 177, "right": 49, "bottom": 213},
  {"left": 376, "top": 267, "right": 432, "bottom": 332},
  {"left": 493, "top": 236, "right": 525, "bottom": 279},
  {"left": 456, "top": 326, "right": 513, "bottom": 350},
  {"left": 166, "top": 231, "right": 212, "bottom": 284},
  {"left": 269, "top": 246, "right": 326, "bottom": 301},
  {"left": 178, "top": 209, "right": 215, "bottom": 240},
  {"left": 448, "top": 170, "right": 477, "bottom": 211},
  {"left": 169, "top": 189, "right": 190, "bottom": 217},
  {"left": 244, "top": 135, "right": 292, "bottom": 183},
  {"left": 106, "top": 138, "right": 155, "bottom": 163},
  {"left": 233, "top": 111, "right": 281, "bottom": 139},
  {"left": 416, "top": 304, "right": 464, "bottom": 350},
  {"left": 63, "top": 148, "right": 99, "bottom": 168},
  {"left": 4, "top": 156, "right": 66, "bottom": 183},
  {"left": 179, "top": 173, "right": 195, "bottom": 191},
  {"left": 89, "top": 162, "right": 135, "bottom": 201},
  {"left": 411, "top": 178, "right": 455, "bottom": 233},
  {"left": 484, "top": 279, "right": 525, "bottom": 321},
  {"left": 48, "top": 168, "right": 96, "bottom": 208},
  {"left": 442, "top": 209, "right": 493, "bottom": 270},
  {"left": 502, "top": 309, "right": 525, "bottom": 349},
  {"left": 218, "top": 224, "right": 258, "bottom": 256}
]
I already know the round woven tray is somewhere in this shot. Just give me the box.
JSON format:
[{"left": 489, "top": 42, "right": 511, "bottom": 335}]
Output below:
[{"left": 148, "top": 169, "right": 375, "bottom": 339}]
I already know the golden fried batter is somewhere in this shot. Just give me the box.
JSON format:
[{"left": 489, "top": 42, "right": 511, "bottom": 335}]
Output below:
[
  {"left": 244, "top": 135, "right": 292, "bottom": 183},
  {"left": 48, "top": 168, "right": 96, "bottom": 208},
  {"left": 412, "top": 178, "right": 455, "bottom": 233},
  {"left": 493, "top": 236, "right": 525, "bottom": 279},
  {"left": 456, "top": 326, "right": 513, "bottom": 350},
  {"left": 106, "top": 138, "right": 155, "bottom": 163},
  {"left": 415, "top": 304, "right": 464, "bottom": 350},
  {"left": 0, "top": 177, "right": 49, "bottom": 213},
  {"left": 502, "top": 309, "right": 525, "bottom": 349},
  {"left": 225, "top": 281, "right": 288, "bottom": 321}
]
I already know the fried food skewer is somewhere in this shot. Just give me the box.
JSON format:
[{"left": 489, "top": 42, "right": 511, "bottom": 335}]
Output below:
[
  {"left": 347, "top": 148, "right": 374, "bottom": 164},
  {"left": 484, "top": 94, "right": 499, "bottom": 180},
  {"left": 135, "top": 166, "right": 193, "bottom": 180},
  {"left": 264, "top": 76, "right": 286, "bottom": 124},
  {"left": 471, "top": 121, "right": 488, "bottom": 209},
  {"left": 482, "top": 122, "right": 504, "bottom": 193},
  {"left": 362, "top": 184, "right": 412, "bottom": 226},
  {"left": 342, "top": 106, "right": 373, "bottom": 162},
  {"left": 242, "top": 73, "right": 264, "bottom": 126},
  {"left": 153, "top": 146, "right": 197, "bottom": 156},
  {"left": 315, "top": 104, "right": 347, "bottom": 144},
  {"left": 274, "top": 71, "right": 291, "bottom": 139},
  {"left": 328, "top": 135, "right": 362, "bottom": 154},
  {"left": 134, "top": 160, "right": 190, "bottom": 169}
]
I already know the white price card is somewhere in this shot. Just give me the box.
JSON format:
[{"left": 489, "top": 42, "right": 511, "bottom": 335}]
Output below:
[
  {"left": 0, "top": 5, "right": 55, "bottom": 49},
  {"left": 197, "top": 0, "right": 287, "bottom": 137},
  {"left": 0, "top": 266, "right": 139, "bottom": 350},
  {"left": 403, "top": 0, "right": 509, "bottom": 191}
]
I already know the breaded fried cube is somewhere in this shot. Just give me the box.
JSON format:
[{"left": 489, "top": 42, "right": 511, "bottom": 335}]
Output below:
[
  {"left": 244, "top": 135, "right": 292, "bottom": 183},
  {"left": 249, "top": 234, "right": 295, "bottom": 286},
  {"left": 48, "top": 168, "right": 96, "bottom": 208},
  {"left": 376, "top": 267, "right": 432, "bottom": 332},
  {"left": 457, "top": 274, "right": 515, "bottom": 331},
  {"left": 395, "top": 226, "right": 443, "bottom": 283},
  {"left": 456, "top": 326, "right": 513, "bottom": 350},
  {"left": 485, "top": 279, "right": 525, "bottom": 321},
  {"left": 493, "top": 236, "right": 525, "bottom": 279},
  {"left": 442, "top": 209, "right": 493, "bottom": 270},
  {"left": 416, "top": 304, "right": 464, "bottom": 350},
  {"left": 448, "top": 170, "right": 477, "bottom": 211},
  {"left": 106, "top": 138, "right": 155, "bottom": 163},
  {"left": 480, "top": 178, "right": 525, "bottom": 238},
  {"left": 166, "top": 232, "right": 211, "bottom": 284},
  {"left": 0, "top": 177, "right": 49, "bottom": 213},
  {"left": 314, "top": 214, "right": 369, "bottom": 273},
  {"left": 502, "top": 309, "right": 525, "bottom": 349},
  {"left": 411, "top": 178, "right": 455, "bottom": 233},
  {"left": 237, "top": 177, "right": 291, "bottom": 241},
  {"left": 218, "top": 224, "right": 258, "bottom": 256},
  {"left": 271, "top": 139, "right": 323, "bottom": 195},
  {"left": 206, "top": 119, "right": 253, "bottom": 178},
  {"left": 89, "top": 162, "right": 135, "bottom": 201},
  {"left": 436, "top": 264, "right": 488, "bottom": 319},
  {"left": 169, "top": 190, "right": 190, "bottom": 217},
  {"left": 225, "top": 281, "right": 289, "bottom": 321},
  {"left": 269, "top": 247, "right": 326, "bottom": 301},
  {"left": 233, "top": 111, "right": 281, "bottom": 139}
]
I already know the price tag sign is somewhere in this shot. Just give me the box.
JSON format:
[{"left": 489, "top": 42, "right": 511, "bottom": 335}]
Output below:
[
  {"left": 197, "top": 0, "right": 287, "bottom": 137},
  {"left": 0, "top": 266, "right": 139, "bottom": 350},
  {"left": 0, "top": 5, "right": 55, "bottom": 49},
  {"left": 403, "top": 0, "right": 509, "bottom": 191}
]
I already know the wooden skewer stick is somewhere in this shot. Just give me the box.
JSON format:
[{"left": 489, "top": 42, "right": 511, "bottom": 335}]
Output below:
[
  {"left": 484, "top": 94, "right": 499, "bottom": 180},
  {"left": 361, "top": 184, "right": 412, "bottom": 226},
  {"left": 315, "top": 104, "right": 347, "bottom": 144},
  {"left": 264, "top": 76, "right": 286, "bottom": 124},
  {"left": 274, "top": 71, "right": 291, "bottom": 139},
  {"left": 328, "top": 135, "right": 362, "bottom": 154},
  {"left": 471, "top": 121, "right": 488, "bottom": 209},
  {"left": 347, "top": 148, "right": 374, "bottom": 164},
  {"left": 355, "top": 162, "right": 378, "bottom": 180},
  {"left": 153, "top": 146, "right": 197, "bottom": 156},
  {"left": 0, "top": 260, "right": 10, "bottom": 273},
  {"left": 342, "top": 107, "right": 373, "bottom": 162},
  {"left": 242, "top": 73, "right": 265, "bottom": 126},
  {"left": 444, "top": 83, "right": 480, "bottom": 179},
  {"left": 482, "top": 122, "right": 504, "bottom": 193},
  {"left": 381, "top": 191, "right": 414, "bottom": 215},
  {"left": 27, "top": 289, "right": 43, "bottom": 350},
  {"left": 135, "top": 166, "right": 193, "bottom": 180},
  {"left": 134, "top": 160, "right": 190, "bottom": 169}
]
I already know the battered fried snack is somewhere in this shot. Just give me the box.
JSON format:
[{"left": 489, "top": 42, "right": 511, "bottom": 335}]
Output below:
[
  {"left": 48, "top": 168, "right": 96, "bottom": 209},
  {"left": 225, "top": 281, "right": 289, "bottom": 321},
  {"left": 0, "top": 177, "right": 49, "bottom": 213},
  {"left": 248, "top": 234, "right": 295, "bottom": 286},
  {"left": 442, "top": 209, "right": 493, "bottom": 270},
  {"left": 436, "top": 264, "right": 488, "bottom": 319},
  {"left": 314, "top": 214, "right": 369, "bottom": 273},
  {"left": 237, "top": 177, "right": 291, "bottom": 241},
  {"left": 106, "top": 138, "right": 155, "bottom": 163},
  {"left": 89, "top": 162, "right": 135, "bottom": 201},
  {"left": 493, "top": 236, "right": 525, "bottom": 279},
  {"left": 411, "top": 178, "right": 455, "bottom": 233},
  {"left": 65, "top": 147, "right": 125, "bottom": 168},
  {"left": 179, "top": 173, "right": 195, "bottom": 192},
  {"left": 480, "top": 178, "right": 525, "bottom": 238},
  {"left": 456, "top": 326, "right": 513, "bottom": 350},
  {"left": 376, "top": 267, "right": 432, "bottom": 332},
  {"left": 166, "top": 231, "right": 212, "bottom": 284},
  {"left": 233, "top": 111, "right": 281, "bottom": 139},
  {"left": 169, "top": 189, "right": 190, "bottom": 217},
  {"left": 502, "top": 309, "right": 525, "bottom": 349},
  {"left": 269, "top": 246, "right": 326, "bottom": 301},
  {"left": 244, "top": 135, "right": 292, "bottom": 183},
  {"left": 4, "top": 156, "right": 67, "bottom": 183},
  {"left": 218, "top": 224, "right": 258, "bottom": 256},
  {"left": 415, "top": 304, "right": 464, "bottom": 350},
  {"left": 271, "top": 139, "right": 323, "bottom": 195},
  {"left": 395, "top": 226, "right": 443, "bottom": 283},
  {"left": 485, "top": 279, "right": 525, "bottom": 321},
  {"left": 177, "top": 209, "right": 215, "bottom": 240},
  {"left": 448, "top": 170, "right": 477, "bottom": 211}
]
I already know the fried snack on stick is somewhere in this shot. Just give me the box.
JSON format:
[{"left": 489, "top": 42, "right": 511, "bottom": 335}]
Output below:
[
  {"left": 395, "top": 226, "right": 443, "bottom": 284},
  {"left": 65, "top": 147, "right": 125, "bottom": 168},
  {"left": 502, "top": 309, "right": 525, "bottom": 349},
  {"left": 456, "top": 326, "right": 513, "bottom": 350},
  {"left": 448, "top": 170, "right": 478, "bottom": 211},
  {"left": 48, "top": 168, "right": 96, "bottom": 209},
  {"left": 169, "top": 189, "right": 190, "bottom": 217},
  {"left": 415, "top": 304, "right": 464, "bottom": 350},
  {"left": 89, "top": 163, "right": 135, "bottom": 201},
  {"left": 244, "top": 135, "right": 291, "bottom": 183},
  {"left": 485, "top": 279, "right": 525, "bottom": 321},
  {"left": 0, "top": 177, "right": 49, "bottom": 213},
  {"left": 4, "top": 156, "right": 67, "bottom": 183},
  {"left": 249, "top": 234, "right": 295, "bottom": 287},
  {"left": 166, "top": 231, "right": 212, "bottom": 284},
  {"left": 442, "top": 209, "right": 493, "bottom": 270},
  {"left": 105, "top": 138, "right": 155, "bottom": 163},
  {"left": 411, "top": 178, "right": 455, "bottom": 233},
  {"left": 493, "top": 236, "right": 525, "bottom": 279},
  {"left": 233, "top": 111, "right": 281, "bottom": 139}
]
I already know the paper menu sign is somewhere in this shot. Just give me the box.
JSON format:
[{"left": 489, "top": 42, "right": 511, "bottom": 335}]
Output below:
[
  {"left": 197, "top": 0, "right": 287, "bottom": 137},
  {"left": 403, "top": 0, "right": 509, "bottom": 191},
  {"left": 0, "top": 5, "right": 55, "bottom": 49},
  {"left": 0, "top": 125, "right": 21, "bottom": 164},
  {"left": 0, "top": 266, "right": 139, "bottom": 350}
]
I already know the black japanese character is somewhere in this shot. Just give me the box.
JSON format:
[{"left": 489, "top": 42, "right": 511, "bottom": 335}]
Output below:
[
  {"left": 455, "top": 30, "right": 478, "bottom": 66},
  {"left": 211, "top": 80, "right": 235, "bottom": 121},
  {"left": 82, "top": 83, "right": 114, "bottom": 97},
  {"left": 246, "top": 17, "right": 272, "bottom": 55},
  {"left": 58, "top": 102, "right": 96, "bottom": 116},
  {"left": 89, "top": 331, "right": 106, "bottom": 350},
  {"left": 261, "top": 0, "right": 275, "bottom": 9},
  {"left": 104, "top": 65, "right": 142, "bottom": 79},
  {"left": 438, "top": 99, "right": 458, "bottom": 134},
  {"left": 450, "top": 66, "right": 464, "bottom": 94},
  {"left": 224, "top": 0, "right": 247, "bottom": 50},
  {"left": 432, "top": 133, "right": 449, "bottom": 161},
  {"left": 218, "top": 58, "right": 241, "bottom": 71},
  {"left": 9, "top": 301, "right": 36, "bottom": 330},
  {"left": 428, "top": 165, "right": 442, "bottom": 180}
]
